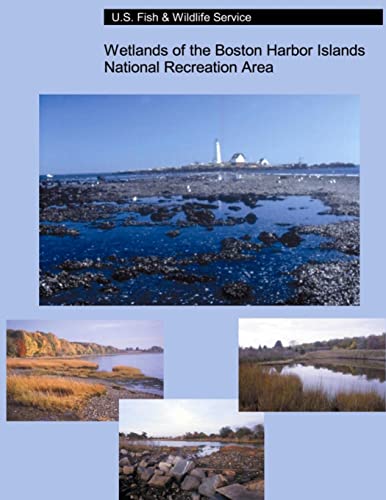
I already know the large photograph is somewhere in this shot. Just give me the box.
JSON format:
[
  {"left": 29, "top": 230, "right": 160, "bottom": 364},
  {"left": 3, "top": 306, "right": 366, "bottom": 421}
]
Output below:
[{"left": 40, "top": 95, "right": 359, "bottom": 305}]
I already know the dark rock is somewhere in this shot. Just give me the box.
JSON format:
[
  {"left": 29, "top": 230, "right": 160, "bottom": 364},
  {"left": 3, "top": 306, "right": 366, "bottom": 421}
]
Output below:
[
  {"left": 95, "top": 220, "right": 115, "bottom": 230},
  {"left": 258, "top": 231, "right": 279, "bottom": 245},
  {"left": 166, "top": 230, "right": 181, "bottom": 238},
  {"left": 112, "top": 268, "right": 138, "bottom": 281},
  {"left": 183, "top": 205, "right": 216, "bottom": 226},
  {"left": 245, "top": 213, "right": 257, "bottom": 225},
  {"left": 221, "top": 282, "right": 254, "bottom": 303},
  {"left": 59, "top": 259, "right": 94, "bottom": 271},
  {"left": 280, "top": 230, "right": 302, "bottom": 247},
  {"left": 150, "top": 207, "right": 175, "bottom": 222},
  {"left": 39, "top": 224, "right": 79, "bottom": 237}
]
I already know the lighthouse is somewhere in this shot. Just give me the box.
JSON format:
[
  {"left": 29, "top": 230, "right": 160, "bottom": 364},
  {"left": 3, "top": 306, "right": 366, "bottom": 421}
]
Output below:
[{"left": 215, "top": 139, "right": 222, "bottom": 164}]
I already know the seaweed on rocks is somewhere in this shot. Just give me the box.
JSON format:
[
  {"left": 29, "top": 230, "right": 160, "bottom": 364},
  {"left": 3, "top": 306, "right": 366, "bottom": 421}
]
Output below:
[{"left": 289, "top": 260, "right": 359, "bottom": 305}]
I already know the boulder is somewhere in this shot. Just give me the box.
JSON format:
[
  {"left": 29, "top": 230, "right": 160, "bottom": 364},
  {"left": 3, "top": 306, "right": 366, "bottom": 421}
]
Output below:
[
  {"left": 198, "top": 474, "right": 227, "bottom": 497},
  {"left": 138, "top": 466, "right": 155, "bottom": 482},
  {"left": 122, "top": 465, "right": 135, "bottom": 475},
  {"left": 221, "top": 281, "right": 254, "bottom": 303},
  {"left": 190, "top": 468, "right": 207, "bottom": 480},
  {"left": 181, "top": 474, "right": 201, "bottom": 491},
  {"left": 280, "top": 230, "right": 302, "bottom": 247},
  {"left": 258, "top": 231, "right": 278, "bottom": 245},
  {"left": 216, "top": 484, "right": 259, "bottom": 500},
  {"left": 158, "top": 461, "right": 172, "bottom": 473},
  {"left": 245, "top": 212, "right": 257, "bottom": 224},
  {"left": 119, "top": 457, "right": 130, "bottom": 467},
  {"left": 148, "top": 474, "right": 172, "bottom": 488},
  {"left": 171, "top": 459, "right": 195, "bottom": 481}
]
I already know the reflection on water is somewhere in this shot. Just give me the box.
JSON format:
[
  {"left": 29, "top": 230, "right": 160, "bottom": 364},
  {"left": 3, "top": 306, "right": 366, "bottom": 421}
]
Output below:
[
  {"left": 81, "top": 353, "right": 163, "bottom": 396},
  {"left": 82, "top": 353, "right": 163, "bottom": 378},
  {"left": 271, "top": 363, "right": 386, "bottom": 397},
  {"left": 129, "top": 439, "right": 255, "bottom": 457}
]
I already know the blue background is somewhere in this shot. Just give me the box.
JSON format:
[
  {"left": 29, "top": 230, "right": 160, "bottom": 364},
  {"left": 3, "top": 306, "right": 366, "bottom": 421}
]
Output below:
[{"left": 1, "top": 0, "right": 386, "bottom": 499}]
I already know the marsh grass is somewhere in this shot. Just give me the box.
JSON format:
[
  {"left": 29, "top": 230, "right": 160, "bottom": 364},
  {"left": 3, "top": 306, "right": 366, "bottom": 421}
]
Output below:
[
  {"left": 239, "top": 363, "right": 386, "bottom": 412},
  {"left": 7, "top": 358, "right": 98, "bottom": 371},
  {"left": 7, "top": 374, "right": 106, "bottom": 411},
  {"left": 7, "top": 358, "right": 144, "bottom": 379}
]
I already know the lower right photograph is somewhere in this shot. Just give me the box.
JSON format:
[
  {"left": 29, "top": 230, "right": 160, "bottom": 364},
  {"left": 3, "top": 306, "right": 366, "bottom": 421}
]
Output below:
[{"left": 239, "top": 318, "right": 386, "bottom": 412}]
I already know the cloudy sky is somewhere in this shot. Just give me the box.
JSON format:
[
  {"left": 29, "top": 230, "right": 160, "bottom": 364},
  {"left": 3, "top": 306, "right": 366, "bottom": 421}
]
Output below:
[
  {"left": 239, "top": 318, "right": 385, "bottom": 348},
  {"left": 7, "top": 320, "right": 163, "bottom": 350},
  {"left": 119, "top": 399, "right": 263, "bottom": 436}
]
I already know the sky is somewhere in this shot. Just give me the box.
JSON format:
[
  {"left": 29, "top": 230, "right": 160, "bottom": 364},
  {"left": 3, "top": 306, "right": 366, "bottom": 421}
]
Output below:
[
  {"left": 7, "top": 320, "right": 163, "bottom": 350},
  {"left": 40, "top": 95, "right": 359, "bottom": 174},
  {"left": 239, "top": 318, "right": 385, "bottom": 348},
  {"left": 119, "top": 399, "right": 264, "bottom": 436}
]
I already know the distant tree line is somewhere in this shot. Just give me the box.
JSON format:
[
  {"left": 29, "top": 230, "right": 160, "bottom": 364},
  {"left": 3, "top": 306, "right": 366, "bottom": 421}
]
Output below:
[
  {"left": 240, "top": 333, "right": 385, "bottom": 361},
  {"left": 120, "top": 424, "right": 264, "bottom": 442}
]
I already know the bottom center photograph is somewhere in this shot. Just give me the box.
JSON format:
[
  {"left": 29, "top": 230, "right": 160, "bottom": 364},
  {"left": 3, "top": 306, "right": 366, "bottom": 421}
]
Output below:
[{"left": 119, "top": 399, "right": 265, "bottom": 500}]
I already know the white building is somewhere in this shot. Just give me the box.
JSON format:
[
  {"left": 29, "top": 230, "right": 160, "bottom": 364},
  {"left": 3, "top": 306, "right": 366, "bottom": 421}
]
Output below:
[
  {"left": 258, "top": 158, "right": 270, "bottom": 166},
  {"left": 215, "top": 139, "right": 222, "bottom": 164},
  {"left": 231, "top": 153, "right": 247, "bottom": 164}
]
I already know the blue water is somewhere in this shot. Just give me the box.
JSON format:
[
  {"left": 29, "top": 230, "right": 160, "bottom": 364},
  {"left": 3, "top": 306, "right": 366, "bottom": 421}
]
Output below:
[
  {"left": 82, "top": 353, "right": 163, "bottom": 379},
  {"left": 80, "top": 353, "right": 163, "bottom": 396},
  {"left": 40, "top": 195, "right": 357, "bottom": 305}
]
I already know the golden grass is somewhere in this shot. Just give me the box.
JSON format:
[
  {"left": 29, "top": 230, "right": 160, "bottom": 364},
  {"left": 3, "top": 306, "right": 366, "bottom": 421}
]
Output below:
[
  {"left": 239, "top": 363, "right": 386, "bottom": 412},
  {"left": 7, "top": 358, "right": 144, "bottom": 379},
  {"left": 7, "top": 358, "right": 98, "bottom": 371},
  {"left": 112, "top": 366, "right": 143, "bottom": 376},
  {"left": 7, "top": 374, "right": 106, "bottom": 411}
]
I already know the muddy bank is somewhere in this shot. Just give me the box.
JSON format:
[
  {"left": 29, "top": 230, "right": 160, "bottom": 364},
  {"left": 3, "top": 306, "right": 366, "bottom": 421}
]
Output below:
[{"left": 119, "top": 443, "right": 264, "bottom": 499}]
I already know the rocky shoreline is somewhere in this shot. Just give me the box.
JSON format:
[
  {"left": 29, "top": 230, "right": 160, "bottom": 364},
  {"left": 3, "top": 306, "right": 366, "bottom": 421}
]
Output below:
[
  {"left": 40, "top": 172, "right": 359, "bottom": 305},
  {"left": 119, "top": 444, "right": 264, "bottom": 499}
]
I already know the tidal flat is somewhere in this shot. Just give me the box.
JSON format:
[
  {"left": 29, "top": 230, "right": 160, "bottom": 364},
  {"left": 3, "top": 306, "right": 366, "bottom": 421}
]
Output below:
[{"left": 39, "top": 168, "right": 359, "bottom": 305}]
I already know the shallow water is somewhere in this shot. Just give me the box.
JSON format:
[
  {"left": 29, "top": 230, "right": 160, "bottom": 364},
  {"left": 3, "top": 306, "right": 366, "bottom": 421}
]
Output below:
[
  {"left": 40, "top": 194, "right": 357, "bottom": 305},
  {"left": 270, "top": 363, "right": 386, "bottom": 397},
  {"left": 128, "top": 439, "right": 255, "bottom": 457},
  {"left": 81, "top": 353, "right": 163, "bottom": 396}
]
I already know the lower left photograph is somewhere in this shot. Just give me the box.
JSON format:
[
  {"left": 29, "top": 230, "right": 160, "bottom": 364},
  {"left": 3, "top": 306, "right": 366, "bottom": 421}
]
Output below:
[{"left": 6, "top": 319, "right": 164, "bottom": 421}]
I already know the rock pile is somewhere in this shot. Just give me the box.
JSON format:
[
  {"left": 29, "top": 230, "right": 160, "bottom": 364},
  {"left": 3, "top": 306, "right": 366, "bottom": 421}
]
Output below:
[{"left": 119, "top": 447, "right": 263, "bottom": 499}]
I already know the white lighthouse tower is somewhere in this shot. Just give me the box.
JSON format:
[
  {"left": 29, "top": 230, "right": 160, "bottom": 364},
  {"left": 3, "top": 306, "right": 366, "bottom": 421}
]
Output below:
[{"left": 215, "top": 138, "right": 222, "bottom": 164}]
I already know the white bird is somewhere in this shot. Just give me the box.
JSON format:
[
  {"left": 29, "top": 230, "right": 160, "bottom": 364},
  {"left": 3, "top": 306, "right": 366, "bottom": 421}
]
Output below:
[
  {"left": 186, "top": 185, "right": 192, "bottom": 193},
  {"left": 217, "top": 175, "right": 223, "bottom": 181},
  {"left": 132, "top": 196, "right": 138, "bottom": 202},
  {"left": 329, "top": 179, "right": 336, "bottom": 184}
]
